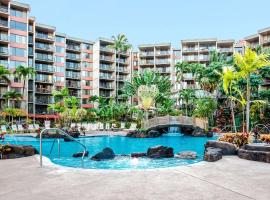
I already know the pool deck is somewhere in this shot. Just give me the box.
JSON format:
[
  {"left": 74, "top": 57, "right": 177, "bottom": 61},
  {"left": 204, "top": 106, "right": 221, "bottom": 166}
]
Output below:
[{"left": 0, "top": 156, "right": 269, "bottom": 200}]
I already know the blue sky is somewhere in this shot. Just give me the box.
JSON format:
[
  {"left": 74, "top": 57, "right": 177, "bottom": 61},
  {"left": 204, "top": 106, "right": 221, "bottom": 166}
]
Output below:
[{"left": 22, "top": 0, "right": 270, "bottom": 49}]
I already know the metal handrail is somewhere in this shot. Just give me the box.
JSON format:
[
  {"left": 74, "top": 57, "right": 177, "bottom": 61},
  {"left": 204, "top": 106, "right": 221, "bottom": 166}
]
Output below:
[{"left": 39, "top": 128, "right": 87, "bottom": 168}]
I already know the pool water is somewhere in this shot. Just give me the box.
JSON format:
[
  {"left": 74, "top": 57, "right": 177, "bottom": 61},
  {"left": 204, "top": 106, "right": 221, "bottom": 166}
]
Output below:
[{"left": 1, "top": 133, "right": 216, "bottom": 170}]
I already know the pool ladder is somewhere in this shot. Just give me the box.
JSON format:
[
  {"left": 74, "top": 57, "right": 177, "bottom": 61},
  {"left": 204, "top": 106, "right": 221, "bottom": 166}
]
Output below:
[{"left": 39, "top": 128, "right": 87, "bottom": 168}]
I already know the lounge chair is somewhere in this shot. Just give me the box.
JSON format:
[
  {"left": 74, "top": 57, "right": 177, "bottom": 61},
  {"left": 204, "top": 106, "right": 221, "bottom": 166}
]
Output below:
[
  {"left": 121, "top": 122, "right": 125, "bottom": 129},
  {"left": 34, "top": 124, "right": 40, "bottom": 130},
  {"left": 28, "top": 124, "right": 35, "bottom": 133},
  {"left": 1, "top": 125, "right": 7, "bottom": 134}
]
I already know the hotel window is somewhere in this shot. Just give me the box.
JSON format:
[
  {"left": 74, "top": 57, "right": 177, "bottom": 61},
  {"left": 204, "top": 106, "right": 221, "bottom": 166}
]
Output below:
[
  {"left": 82, "top": 80, "right": 92, "bottom": 86},
  {"left": 54, "top": 66, "right": 64, "bottom": 73},
  {"left": 10, "top": 8, "right": 27, "bottom": 18},
  {"left": 82, "top": 61, "right": 93, "bottom": 68},
  {"left": 82, "top": 43, "right": 92, "bottom": 50},
  {"left": 83, "top": 52, "right": 92, "bottom": 59},
  {"left": 82, "top": 99, "right": 88, "bottom": 104},
  {"left": 28, "top": 58, "right": 33, "bottom": 67},
  {"left": 54, "top": 76, "right": 64, "bottom": 82},
  {"left": 55, "top": 56, "right": 64, "bottom": 63},
  {"left": 56, "top": 36, "right": 65, "bottom": 43},
  {"left": 10, "top": 34, "right": 27, "bottom": 44},
  {"left": 10, "top": 47, "right": 26, "bottom": 57},
  {"left": 56, "top": 46, "right": 65, "bottom": 53},
  {"left": 10, "top": 61, "right": 26, "bottom": 68},
  {"left": 82, "top": 89, "right": 91, "bottom": 95},
  {"left": 10, "top": 21, "right": 27, "bottom": 31}
]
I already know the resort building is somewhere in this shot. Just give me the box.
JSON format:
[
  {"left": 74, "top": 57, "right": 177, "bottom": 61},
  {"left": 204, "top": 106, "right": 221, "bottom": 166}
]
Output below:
[
  {"left": 1, "top": 0, "right": 270, "bottom": 120},
  {"left": 93, "top": 38, "right": 132, "bottom": 101}
]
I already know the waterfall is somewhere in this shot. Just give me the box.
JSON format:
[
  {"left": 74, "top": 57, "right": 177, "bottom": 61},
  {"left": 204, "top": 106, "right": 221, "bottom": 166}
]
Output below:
[{"left": 168, "top": 126, "right": 180, "bottom": 133}]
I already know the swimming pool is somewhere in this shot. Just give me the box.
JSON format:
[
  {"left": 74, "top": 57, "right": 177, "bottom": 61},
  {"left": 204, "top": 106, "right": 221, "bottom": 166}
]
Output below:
[{"left": 1, "top": 133, "right": 216, "bottom": 170}]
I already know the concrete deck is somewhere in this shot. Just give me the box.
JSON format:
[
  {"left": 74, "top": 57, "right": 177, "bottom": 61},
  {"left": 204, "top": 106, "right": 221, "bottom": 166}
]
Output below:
[{"left": 0, "top": 156, "right": 269, "bottom": 200}]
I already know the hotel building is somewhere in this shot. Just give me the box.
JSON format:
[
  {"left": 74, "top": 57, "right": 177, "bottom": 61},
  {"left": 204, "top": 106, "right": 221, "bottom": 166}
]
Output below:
[{"left": 0, "top": 0, "right": 270, "bottom": 120}]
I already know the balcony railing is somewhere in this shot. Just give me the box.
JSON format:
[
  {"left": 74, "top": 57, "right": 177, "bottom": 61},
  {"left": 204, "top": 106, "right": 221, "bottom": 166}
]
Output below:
[
  {"left": 35, "top": 77, "right": 53, "bottom": 83},
  {"left": 100, "top": 46, "right": 114, "bottom": 53},
  {"left": 0, "top": 33, "right": 8, "bottom": 41},
  {"left": 117, "top": 58, "right": 128, "bottom": 64},
  {"left": 35, "top": 54, "right": 54, "bottom": 62},
  {"left": 66, "top": 82, "right": 81, "bottom": 88},
  {"left": 0, "top": 46, "right": 8, "bottom": 55},
  {"left": 99, "top": 74, "right": 114, "bottom": 80},
  {"left": 0, "top": 6, "right": 8, "bottom": 13},
  {"left": 66, "top": 53, "right": 81, "bottom": 60},
  {"left": 199, "top": 56, "right": 210, "bottom": 61},
  {"left": 0, "top": 60, "right": 8, "bottom": 68},
  {"left": 35, "top": 110, "right": 55, "bottom": 115},
  {"left": 218, "top": 48, "right": 233, "bottom": 52},
  {"left": 100, "top": 84, "right": 113, "bottom": 89},
  {"left": 117, "top": 67, "right": 128, "bottom": 73},
  {"left": 140, "top": 52, "right": 154, "bottom": 56},
  {"left": 156, "top": 51, "right": 170, "bottom": 55},
  {"left": 182, "top": 47, "right": 198, "bottom": 52},
  {"left": 67, "top": 44, "right": 81, "bottom": 51},
  {"left": 35, "top": 64, "right": 54, "bottom": 73},
  {"left": 35, "top": 33, "right": 54, "bottom": 41},
  {"left": 36, "top": 43, "right": 54, "bottom": 51},
  {"left": 35, "top": 97, "right": 53, "bottom": 105},
  {"left": 36, "top": 88, "right": 52, "bottom": 93},
  {"left": 66, "top": 63, "right": 81, "bottom": 70},
  {"left": 182, "top": 56, "right": 198, "bottom": 61},
  {"left": 199, "top": 47, "right": 216, "bottom": 51},
  {"left": 157, "top": 68, "right": 170, "bottom": 73},
  {"left": 66, "top": 72, "right": 81, "bottom": 79},
  {"left": 100, "top": 55, "right": 114, "bottom": 62},
  {"left": 0, "top": 19, "right": 8, "bottom": 27},
  {"left": 140, "top": 60, "right": 154, "bottom": 65},
  {"left": 156, "top": 59, "right": 170, "bottom": 64},
  {"left": 100, "top": 64, "right": 114, "bottom": 71}
]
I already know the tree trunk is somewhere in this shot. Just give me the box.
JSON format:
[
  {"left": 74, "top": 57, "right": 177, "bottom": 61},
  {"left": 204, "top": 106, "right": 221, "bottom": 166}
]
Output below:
[
  {"left": 230, "top": 100, "right": 237, "bottom": 133},
  {"left": 116, "top": 52, "right": 120, "bottom": 103},
  {"left": 242, "top": 105, "right": 245, "bottom": 133},
  {"left": 246, "top": 75, "right": 250, "bottom": 133}
]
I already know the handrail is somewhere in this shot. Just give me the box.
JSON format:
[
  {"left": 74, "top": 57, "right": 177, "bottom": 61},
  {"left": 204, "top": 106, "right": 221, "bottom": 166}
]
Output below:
[{"left": 39, "top": 128, "right": 87, "bottom": 168}]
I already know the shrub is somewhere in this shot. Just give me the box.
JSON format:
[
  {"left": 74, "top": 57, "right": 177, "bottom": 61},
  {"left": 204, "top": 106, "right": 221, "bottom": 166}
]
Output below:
[
  {"left": 115, "top": 121, "right": 121, "bottom": 128},
  {"left": 219, "top": 132, "right": 249, "bottom": 147},
  {"left": 125, "top": 121, "right": 131, "bottom": 129}
]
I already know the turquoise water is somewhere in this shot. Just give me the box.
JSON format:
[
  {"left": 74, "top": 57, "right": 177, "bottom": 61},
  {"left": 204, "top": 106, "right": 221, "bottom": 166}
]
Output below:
[{"left": 1, "top": 133, "right": 216, "bottom": 170}]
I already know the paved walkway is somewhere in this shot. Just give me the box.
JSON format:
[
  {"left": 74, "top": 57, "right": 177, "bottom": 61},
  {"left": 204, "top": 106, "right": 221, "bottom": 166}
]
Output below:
[{"left": 0, "top": 156, "right": 269, "bottom": 200}]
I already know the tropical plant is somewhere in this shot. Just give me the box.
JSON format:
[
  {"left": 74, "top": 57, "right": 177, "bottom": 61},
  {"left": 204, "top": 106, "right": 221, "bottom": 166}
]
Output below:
[
  {"left": 0, "top": 65, "right": 10, "bottom": 84},
  {"left": 179, "top": 89, "right": 196, "bottom": 116},
  {"left": 108, "top": 34, "right": 132, "bottom": 102},
  {"left": 193, "top": 98, "right": 217, "bottom": 126},
  {"left": 3, "top": 90, "right": 22, "bottom": 108},
  {"left": 234, "top": 48, "right": 270, "bottom": 133}
]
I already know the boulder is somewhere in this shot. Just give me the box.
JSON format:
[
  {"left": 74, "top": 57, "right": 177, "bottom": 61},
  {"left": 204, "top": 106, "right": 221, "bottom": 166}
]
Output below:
[
  {"left": 175, "top": 151, "right": 197, "bottom": 159},
  {"left": 131, "top": 152, "right": 147, "bottom": 158},
  {"left": 205, "top": 141, "right": 237, "bottom": 155},
  {"left": 204, "top": 147, "right": 222, "bottom": 162},
  {"left": 243, "top": 143, "right": 270, "bottom": 152},
  {"left": 181, "top": 126, "right": 194, "bottom": 135},
  {"left": 37, "top": 129, "right": 80, "bottom": 139},
  {"left": 192, "top": 127, "right": 207, "bottom": 137},
  {"left": 91, "top": 147, "right": 115, "bottom": 161},
  {"left": 147, "top": 145, "right": 174, "bottom": 159},
  {"left": 126, "top": 130, "right": 162, "bottom": 138},
  {"left": 206, "top": 131, "right": 214, "bottom": 138},
  {"left": 238, "top": 149, "right": 270, "bottom": 163},
  {"left": 72, "top": 151, "right": 89, "bottom": 158},
  {"left": 0, "top": 144, "right": 38, "bottom": 159}
]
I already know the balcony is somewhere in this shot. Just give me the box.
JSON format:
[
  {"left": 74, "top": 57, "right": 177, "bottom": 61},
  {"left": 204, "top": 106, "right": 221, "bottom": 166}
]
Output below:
[
  {"left": 35, "top": 109, "right": 55, "bottom": 115},
  {"left": 35, "top": 54, "right": 54, "bottom": 62},
  {"left": 66, "top": 81, "right": 81, "bottom": 88},
  {"left": 0, "top": 46, "right": 8, "bottom": 56},
  {"left": 66, "top": 62, "right": 80, "bottom": 70},
  {"left": 66, "top": 72, "right": 81, "bottom": 79},
  {"left": 117, "top": 67, "right": 129, "bottom": 73},
  {"left": 35, "top": 77, "right": 53, "bottom": 84},
  {"left": 35, "top": 97, "right": 53, "bottom": 105},
  {"left": 99, "top": 83, "right": 113, "bottom": 89},
  {"left": 117, "top": 75, "right": 125, "bottom": 81},
  {"left": 99, "top": 74, "right": 114, "bottom": 80},
  {"left": 100, "top": 64, "right": 114, "bottom": 71},
  {"left": 35, "top": 33, "right": 54, "bottom": 41},
  {"left": 0, "top": 33, "right": 8, "bottom": 42},
  {"left": 156, "top": 59, "right": 170, "bottom": 65},
  {"left": 66, "top": 53, "right": 81, "bottom": 61},
  {"left": 69, "top": 92, "right": 80, "bottom": 98},
  {"left": 0, "top": 59, "right": 8, "bottom": 68},
  {"left": 0, "top": 79, "right": 8, "bottom": 85},
  {"left": 156, "top": 68, "right": 170, "bottom": 74},
  {"left": 66, "top": 44, "right": 81, "bottom": 52},
  {"left": 35, "top": 43, "right": 54, "bottom": 52},
  {"left": 0, "top": 6, "right": 8, "bottom": 14},
  {"left": 262, "top": 37, "right": 270, "bottom": 45},
  {"left": 140, "top": 52, "right": 154, "bottom": 57},
  {"left": 182, "top": 47, "right": 198, "bottom": 52},
  {"left": 182, "top": 56, "right": 198, "bottom": 62},
  {"left": 117, "top": 58, "right": 128, "bottom": 65},
  {"left": 140, "top": 60, "right": 154, "bottom": 65},
  {"left": 100, "top": 46, "right": 114, "bottom": 53},
  {"left": 35, "top": 64, "right": 54, "bottom": 73},
  {"left": 199, "top": 47, "right": 216, "bottom": 52},
  {"left": 218, "top": 48, "right": 233, "bottom": 53},
  {"left": 199, "top": 55, "right": 210, "bottom": 61},
  {"left": 36, "top": 87, "right": 52, "bottom": 94},
  {"left": 156, "top": 51, "right": 170, "bottom": 56},
  {"left": 100, "top": 55, "right": 114, "bottom": 62},
  {"left": 0, "top": 19, "right": 8, "bottom": 28}
]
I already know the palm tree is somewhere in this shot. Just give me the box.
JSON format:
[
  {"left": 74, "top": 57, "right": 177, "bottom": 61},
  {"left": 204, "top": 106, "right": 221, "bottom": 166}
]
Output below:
[
  {"left": 179, "top": 89, "right": 196, "bottom": 116},
  {"left": 52, "top": 87, "right": 69, "bottom": 102},
  {"left": 108, "top": 34, "right": 132, "bottom": 103},
  {"left": 234, "top": 48, "right": 270, "bottom": 133},
  {"left": 0, "top": 65, "right": 10, "bottom": 84}
]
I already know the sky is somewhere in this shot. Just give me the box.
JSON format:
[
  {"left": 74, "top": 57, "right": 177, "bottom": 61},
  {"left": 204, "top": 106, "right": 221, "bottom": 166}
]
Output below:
[{"left": 22, "top": 0, "right": 270, "bottom": 49}]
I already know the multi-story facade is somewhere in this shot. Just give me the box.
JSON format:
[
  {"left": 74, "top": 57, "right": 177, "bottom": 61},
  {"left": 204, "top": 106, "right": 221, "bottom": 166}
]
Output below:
[
  {"left": 93, "top": 38, "right": 132, "bottom": 101},
  {"left": 1, "top": 0, "right": 270, "bottom": 121}
]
